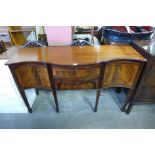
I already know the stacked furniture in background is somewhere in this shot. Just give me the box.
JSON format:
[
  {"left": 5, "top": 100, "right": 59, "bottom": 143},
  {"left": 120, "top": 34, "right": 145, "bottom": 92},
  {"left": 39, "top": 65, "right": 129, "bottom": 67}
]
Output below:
[
  {"left": 97, "top": 26, "right": 154, "bottom": 45},
  {"left": 0, "top": 26, "right": 13, "bottom": 49},
  {"left": 8, "top": 26, "right": 35, "bottom": 45},
  {"left": 0, "top": 40, "right": 6, "bottom": 54}
]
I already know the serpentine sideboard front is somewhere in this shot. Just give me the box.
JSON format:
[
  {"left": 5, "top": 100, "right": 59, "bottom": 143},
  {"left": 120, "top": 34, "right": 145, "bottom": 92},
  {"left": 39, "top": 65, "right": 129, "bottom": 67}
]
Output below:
[{"left": 6, "top": 45, "right": 146, "bottom": 113}]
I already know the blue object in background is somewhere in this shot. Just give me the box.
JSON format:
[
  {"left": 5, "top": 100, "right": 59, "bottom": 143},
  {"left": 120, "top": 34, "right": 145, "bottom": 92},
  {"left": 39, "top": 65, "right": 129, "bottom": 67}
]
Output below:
[{"left": 102, "top": 26, "right": 154, "bottom": 43}]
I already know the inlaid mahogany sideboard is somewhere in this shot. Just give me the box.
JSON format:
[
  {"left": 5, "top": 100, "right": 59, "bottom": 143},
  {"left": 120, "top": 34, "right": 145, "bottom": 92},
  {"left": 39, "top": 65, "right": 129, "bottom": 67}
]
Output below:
[{"left": 5, "top": 45, "right": 146, "bottom": 113}]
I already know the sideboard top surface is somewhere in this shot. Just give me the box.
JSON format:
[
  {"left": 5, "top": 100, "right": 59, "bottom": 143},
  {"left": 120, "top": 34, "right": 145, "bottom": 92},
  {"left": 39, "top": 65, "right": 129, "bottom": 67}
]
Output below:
[{"left": 6, "top": 45, "right": 146, "bottom": 65}]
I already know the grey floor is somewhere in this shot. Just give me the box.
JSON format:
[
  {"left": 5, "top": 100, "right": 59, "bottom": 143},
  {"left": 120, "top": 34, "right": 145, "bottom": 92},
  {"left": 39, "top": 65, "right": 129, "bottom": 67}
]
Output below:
[{"left": 0, "top": 89, "right": 155, "bottom": 129}]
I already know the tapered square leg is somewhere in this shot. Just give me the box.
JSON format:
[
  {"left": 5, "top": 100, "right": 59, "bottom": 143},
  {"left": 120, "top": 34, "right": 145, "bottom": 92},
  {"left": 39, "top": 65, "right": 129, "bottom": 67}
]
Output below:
[
  {"left": 115, "top": 87, "right": 122, "bottom": 94},
  {"left": 125, "top": 103, "right": 134, "bottom": 114},
  {"left": 28, "top": 108, "right": 32, "bottom": 113},
  {"left": 121, "top": 88, "right": 134, "bottom": 113},
  {"left": 52, "top": 89, "right": 59, "bottom": 113},
  {"left": 94, "top": 89, "right": 101, "bottom": 112},
  {"left": 35, "top": 89, "right": 39, "bottom": 95},
  {"left": 20, "top": 90, "right": 32, "bottom": 113}
]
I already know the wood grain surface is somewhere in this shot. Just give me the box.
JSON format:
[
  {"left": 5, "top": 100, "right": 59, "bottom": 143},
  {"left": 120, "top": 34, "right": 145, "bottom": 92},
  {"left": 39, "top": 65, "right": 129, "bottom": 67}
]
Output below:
[{"left": 6, "top": 45, "right": 145, "bottom": 65}]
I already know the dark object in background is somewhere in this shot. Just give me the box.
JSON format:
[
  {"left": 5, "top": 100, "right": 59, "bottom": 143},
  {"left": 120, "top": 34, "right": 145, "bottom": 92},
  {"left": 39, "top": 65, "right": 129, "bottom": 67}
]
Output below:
[
  {"left": 23, "top": 41, "right": 46, "bottom": 48},
  {"left": 98, "top": 26, "right": 154, "bottom": 44},
  {"left": 0, "top": 40, "right": 6, "bottom": 54},
  {"left": 76, "top": 26, "right": 98, "bottom": 33},
  {"left": 72, "top": 38, "right": 92, "bottom": 46},
  {"left": 73, "top": 37, "right": 90, "bottom": 42},
  {"left": 38, "top": 34, "right": 48, "bottom": 46}
]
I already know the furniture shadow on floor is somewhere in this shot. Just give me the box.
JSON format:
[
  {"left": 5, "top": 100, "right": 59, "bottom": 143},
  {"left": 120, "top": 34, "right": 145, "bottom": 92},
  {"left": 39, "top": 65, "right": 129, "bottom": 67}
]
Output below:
[
  {"left": 108, "top": 88, "right": 127, "bottom": 109},
  {"left": 31, "top": 90, "right": 56, "bottom": 113}
]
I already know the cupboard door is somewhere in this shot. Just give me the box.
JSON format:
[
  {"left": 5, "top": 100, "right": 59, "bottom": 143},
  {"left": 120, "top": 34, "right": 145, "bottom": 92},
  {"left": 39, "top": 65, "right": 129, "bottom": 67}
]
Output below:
[
  {"left": 103, "top": 62, "right": 140, "bottom": 88},
  {"left": 13, "top": 64, "right": 51, "bottom": 89}
]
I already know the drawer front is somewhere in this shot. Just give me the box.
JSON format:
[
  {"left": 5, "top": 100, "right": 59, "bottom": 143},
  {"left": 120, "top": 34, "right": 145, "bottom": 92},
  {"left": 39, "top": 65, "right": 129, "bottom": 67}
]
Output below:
[
  {"left": 14, "top": 65, "right": 51, "bottom": 89},
  {"left": 103, "top": 62, "right": 140, "bottom": 88},
  {"left": 56, "top": 81, "right": 97, "bottom": 90},
  {"left": 53, "top": 67, "right": 100, "bottom": 80}
]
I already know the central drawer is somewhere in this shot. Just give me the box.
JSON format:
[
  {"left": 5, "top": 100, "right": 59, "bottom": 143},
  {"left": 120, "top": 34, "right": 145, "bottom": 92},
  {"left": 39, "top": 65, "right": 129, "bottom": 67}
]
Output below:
[{"left": 53, "top": 66, "right": 100, "bottom": 80}]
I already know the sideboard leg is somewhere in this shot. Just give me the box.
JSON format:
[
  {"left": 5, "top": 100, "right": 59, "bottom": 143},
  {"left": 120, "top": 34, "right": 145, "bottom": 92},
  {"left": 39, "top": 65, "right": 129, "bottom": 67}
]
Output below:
[
  {"left": 121, "top": 88, "right": 134, "bottom": 112},
  {"left": 35, "top": 89, "right": 39, "bottom": 95},
  {"left": 94, "top": 89, "right": 101, "bottom": 112},
  {"left": 115, "top": 87, "right": 122, "bottom": 93},
  {"left": 52, "top": 89, "right": 59, "bottom": 113},
  {"left": 125, "top": 103, "right": 134, "bottom": 114},
  {"left": 20, "top": 90, "right": 32, "bottom": 113}
]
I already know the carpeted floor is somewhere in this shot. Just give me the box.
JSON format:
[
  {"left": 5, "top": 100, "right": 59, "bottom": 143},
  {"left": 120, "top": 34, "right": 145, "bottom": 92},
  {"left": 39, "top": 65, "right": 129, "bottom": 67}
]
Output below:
[{"left": 0, "top": 89, "right": 155, "bottom": 129}]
